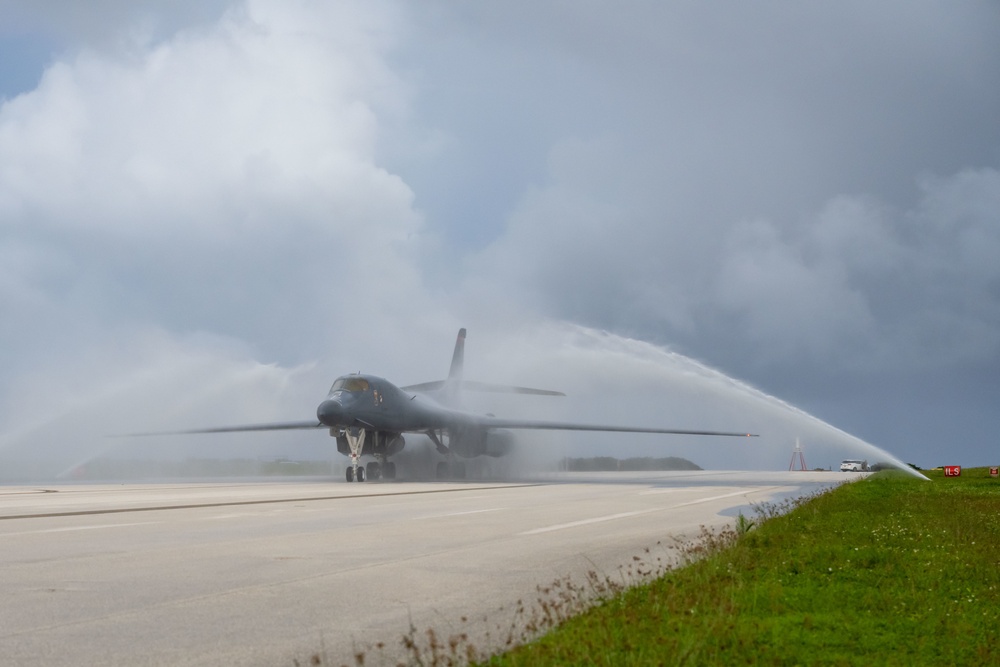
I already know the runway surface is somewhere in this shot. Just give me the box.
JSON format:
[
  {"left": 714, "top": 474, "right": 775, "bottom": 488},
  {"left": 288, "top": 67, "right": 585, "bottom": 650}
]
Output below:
[{"left": 0, "top": 471, "right": 860, "bottom": 666}]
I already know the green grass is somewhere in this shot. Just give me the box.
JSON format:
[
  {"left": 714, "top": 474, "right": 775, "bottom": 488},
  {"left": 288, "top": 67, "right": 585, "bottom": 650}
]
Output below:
[{"left": 481, "top": 469, "right": 1000, "bottom": 666}]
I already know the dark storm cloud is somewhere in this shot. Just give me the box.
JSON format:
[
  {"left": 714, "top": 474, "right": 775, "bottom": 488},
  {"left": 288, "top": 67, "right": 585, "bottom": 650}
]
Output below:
[
  {"left": 0, "top": 0, "right": 232, "bottom": 48},
  {"left": 393, "top": 2, "right": 1000, "bottom": 247},
  {"left": 400, "top": 2, "right": 1000, "bottom": 464}
]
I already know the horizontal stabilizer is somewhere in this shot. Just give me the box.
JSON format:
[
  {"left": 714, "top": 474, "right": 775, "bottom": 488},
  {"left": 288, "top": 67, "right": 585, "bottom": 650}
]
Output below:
[
  {"left": 461, "top": 380, "right": 565, "bottom": 396},
  {"left": 401, "top": 380, "right": 565, "bottom": 396}
]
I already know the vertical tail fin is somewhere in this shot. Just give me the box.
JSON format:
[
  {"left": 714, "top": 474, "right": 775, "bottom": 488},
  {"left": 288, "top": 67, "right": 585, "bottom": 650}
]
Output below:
[
  {"left": 398, "top": 328, "right": 466, "bottom": 398},
  {"left": 448, "top": 328, "right": 466, "bottom": 381},
  {"left": 401, "top": 328, "right": 564, "bottom": 399}
]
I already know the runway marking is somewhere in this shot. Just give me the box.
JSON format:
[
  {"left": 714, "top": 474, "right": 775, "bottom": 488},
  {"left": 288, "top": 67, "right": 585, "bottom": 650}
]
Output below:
[
  {"left": 205, "top": 511, "right": 284, "bottom": 520},
  {"left": 6, "top": 521, "right": 160, "bottom": 536},
  {"left": 520, "top": 509, "right": 656, "bottom": 535},
  {"left": 0, "top": 484, "right": 541, "bottom": 521},
  {"left": 417, "top": 508, "right": 504, "bottom": 520},
  {"left": 667, "top": 487, "right": 782, "bottom": 508},
  {"left": 520, "top": 486, "right": 784, "bottom": 535}
]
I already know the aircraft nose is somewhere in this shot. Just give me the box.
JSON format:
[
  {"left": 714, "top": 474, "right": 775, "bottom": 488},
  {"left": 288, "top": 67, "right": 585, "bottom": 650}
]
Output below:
[{"left": 317, "top": 398, "right": 344, "bottom": 426}]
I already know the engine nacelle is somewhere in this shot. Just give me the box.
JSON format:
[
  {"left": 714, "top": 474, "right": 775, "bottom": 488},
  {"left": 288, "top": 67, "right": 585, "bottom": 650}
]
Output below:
[
  {"left": 449, "top": 427, "right": 515, "bottom": 458},
  {"left": 482, "top": 429, "right": 515, "bottom": 458}
]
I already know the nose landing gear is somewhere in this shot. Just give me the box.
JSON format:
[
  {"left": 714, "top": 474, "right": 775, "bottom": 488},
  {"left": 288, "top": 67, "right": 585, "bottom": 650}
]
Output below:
[
  {"left": 339, "top": 428, "right": 398, "bottom": 482},
  {"left": 342, "top": 427, "right": 366, "bottom": 483}
]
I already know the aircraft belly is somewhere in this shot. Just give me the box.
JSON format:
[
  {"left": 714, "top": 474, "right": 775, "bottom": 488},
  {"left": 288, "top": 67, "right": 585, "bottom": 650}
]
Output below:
[
  {"left": 335, "top": 431, "right": 405, "bottom": 457},
  {"left": 447, "top": 425, "right": 514, "bottom": 458}
]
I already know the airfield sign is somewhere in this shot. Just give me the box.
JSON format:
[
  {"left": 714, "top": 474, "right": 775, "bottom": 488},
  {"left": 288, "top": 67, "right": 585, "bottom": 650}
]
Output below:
[
  {"left": 990, "top": 467, "right": 998, "bottom": 478},
  {"left": 943, "top": 466, "right": 961, "bottom": 477}
]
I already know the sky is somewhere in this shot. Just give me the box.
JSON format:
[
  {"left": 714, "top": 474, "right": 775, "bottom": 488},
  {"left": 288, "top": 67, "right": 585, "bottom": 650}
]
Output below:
[{"left": 1, "top": 1, "right": 998, "bottom": 479}]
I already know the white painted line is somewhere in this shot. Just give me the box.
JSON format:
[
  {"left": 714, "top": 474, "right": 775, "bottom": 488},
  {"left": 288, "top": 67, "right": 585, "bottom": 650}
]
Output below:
[
  {"left": 520, "top": 509, "right": 656, "bottom": 535},
  {"left": 521, "top": 486, "right": 785, "bottom": 536},
  {"left": 7, "top": 521, "right": 160, "bottom": 536},
  {"left": 668, "top": 488, "right": 769, "bottom": 508},
  {"left": 417, "top": 508, "right": 505, "bottom": 520}
]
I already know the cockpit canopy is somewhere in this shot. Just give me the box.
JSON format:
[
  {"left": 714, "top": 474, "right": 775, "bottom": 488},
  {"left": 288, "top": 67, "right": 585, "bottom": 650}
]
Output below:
[{"left": 329, "top": 376, "right": 370, "bottom": 394}]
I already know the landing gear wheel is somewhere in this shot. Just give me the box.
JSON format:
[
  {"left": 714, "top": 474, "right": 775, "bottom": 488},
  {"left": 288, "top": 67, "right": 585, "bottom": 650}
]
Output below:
[
  {"left": 436, "top": 462, "right": 449, "bottom": 479},
  {"left": 366, "top": 462, "right": 381, "bottom": 481},
  {"left": 346, "top": 466, "right": 354, "bottom": 483},
  {"left": 453, "top": 462, "right": 467, "bottom": 479},
  {"left": 382, "top": 462, "right": 396, "bottom": 479},
  {"left": 356, "top": 466, "right": 366, "bottom": 482}
]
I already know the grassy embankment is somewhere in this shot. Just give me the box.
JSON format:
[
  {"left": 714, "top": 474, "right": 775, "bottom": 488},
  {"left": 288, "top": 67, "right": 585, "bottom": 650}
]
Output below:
[{"left": 479, "top": 468, "right": 1000, "bottom": 666}]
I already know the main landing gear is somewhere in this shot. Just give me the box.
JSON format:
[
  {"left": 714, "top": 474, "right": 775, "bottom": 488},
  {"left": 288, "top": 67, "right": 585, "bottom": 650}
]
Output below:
[
  {"left": 363, "top": 460, "right": 396, "bottom": 481},
  {"left": 426, "top": 429, "right": 466, "bottom": 479},
  {"left": 346, "top": 460, "right": 396, "bottom": 482}
]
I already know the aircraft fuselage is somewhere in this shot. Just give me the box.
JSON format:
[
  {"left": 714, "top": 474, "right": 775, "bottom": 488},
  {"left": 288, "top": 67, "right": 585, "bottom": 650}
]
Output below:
[{"left": 317, "top": 374, "right": 463, "bottom": 433}]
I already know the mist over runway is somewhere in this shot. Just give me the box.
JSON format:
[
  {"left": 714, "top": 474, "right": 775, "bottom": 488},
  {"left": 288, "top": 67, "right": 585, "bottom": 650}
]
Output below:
[{"left": 1, "top": 471, "right": 861, "bottom": 666}]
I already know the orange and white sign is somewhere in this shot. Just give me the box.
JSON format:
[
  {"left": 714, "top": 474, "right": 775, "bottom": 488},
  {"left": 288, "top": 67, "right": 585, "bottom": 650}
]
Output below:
[{"left": 943, "top": 466, "right": 961, "bottom": 477}]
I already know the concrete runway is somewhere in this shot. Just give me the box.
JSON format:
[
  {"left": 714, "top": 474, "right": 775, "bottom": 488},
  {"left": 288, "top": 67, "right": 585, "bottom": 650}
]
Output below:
[{"left": 0, "top": 471, "right": 859, "bottom": 666}]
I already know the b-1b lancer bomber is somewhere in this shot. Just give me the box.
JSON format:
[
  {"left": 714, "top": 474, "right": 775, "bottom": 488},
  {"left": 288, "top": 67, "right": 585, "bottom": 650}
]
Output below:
[{"left": 137, "top": 329, "right": 756, "bottom": 481}]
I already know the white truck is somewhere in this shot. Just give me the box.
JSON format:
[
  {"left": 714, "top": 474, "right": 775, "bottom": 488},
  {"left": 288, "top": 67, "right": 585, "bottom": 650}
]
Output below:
[{"left": 840, "top": 459, "right": 869, "bottom": 472}]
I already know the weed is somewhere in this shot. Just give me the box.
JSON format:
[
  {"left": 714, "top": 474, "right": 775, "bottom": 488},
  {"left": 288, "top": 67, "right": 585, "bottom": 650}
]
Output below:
[{"left": 735, "top": 511, "right": 755, "bottom": 536}]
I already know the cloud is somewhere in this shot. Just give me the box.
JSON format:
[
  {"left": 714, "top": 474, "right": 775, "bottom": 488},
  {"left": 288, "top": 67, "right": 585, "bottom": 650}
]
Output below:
[
  {"left": 714, "top": 170, "right": 1000, "bottom": 371},
  {"left": 470, "top": 152, "right": 1000, "bottom": 377},
  {"left": 0, "top": 0, "right": 449, "bottom": 476},
  {"left": 1, "top": 1, "right": 999, "bottom": 475},
  {"left": 432, "top": 0, "right": 1000, "bottom": 468},
  {"left": 0, "top": 0, "right": 433, "bottom": 368},
  {"left": 714, "top": 215, "right": 877, "bottom": 363},
  {"left": 1, "top": 1, "right": 408, "bottom": 235}
]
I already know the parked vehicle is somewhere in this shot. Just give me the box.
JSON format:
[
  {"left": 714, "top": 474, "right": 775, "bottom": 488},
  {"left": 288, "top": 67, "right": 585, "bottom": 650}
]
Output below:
[{"left": 840, "top": 459, "right": 869, "bottom": 472}]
